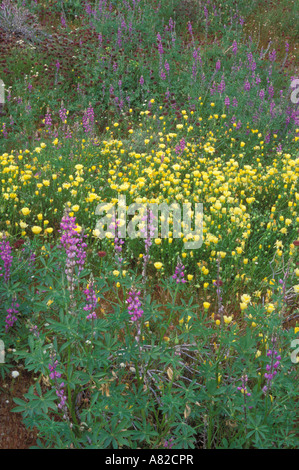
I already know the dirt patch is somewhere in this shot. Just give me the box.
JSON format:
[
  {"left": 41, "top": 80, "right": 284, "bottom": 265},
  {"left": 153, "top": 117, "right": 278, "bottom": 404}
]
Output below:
[{"left": 0, "top": 369, "right": 38, "bottom": 449}]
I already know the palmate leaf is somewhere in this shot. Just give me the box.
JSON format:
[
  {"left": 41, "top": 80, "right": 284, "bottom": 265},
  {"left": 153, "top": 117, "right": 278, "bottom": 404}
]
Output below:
[{"left": 12, "top": 385, "right": 58, "bottom": 417}]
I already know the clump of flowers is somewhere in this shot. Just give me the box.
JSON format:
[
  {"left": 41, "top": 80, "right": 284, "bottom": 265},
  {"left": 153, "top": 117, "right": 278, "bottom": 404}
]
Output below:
[
  {"left": 83, "top": 278, "right": 98, "bottom": 320},
  {"left": 172, "top": 258, "right": 186, "bottom": 284},
  {"left": 109, "top": 216, "right": 125, "bottom": 270},
  {"left": 48, "top": 353, "right": 68, "bottom": 416},
  {"left": 0, "top": 235, "right": 13, "bottom": 283},
  {"left": 127, "top": 289, "right": 143, "bottom": 322},
  {"left": 263, "top": 337, "right": 281, "bottom": 394},
  {"left": 237, "top": 375, "right": 251, "bottom": 397},
  {"left": 5, "top": 299, "right": 19, "bottom": 331},
  {"left": 59, "top": 208, "right": 87, "bottom": 298}
]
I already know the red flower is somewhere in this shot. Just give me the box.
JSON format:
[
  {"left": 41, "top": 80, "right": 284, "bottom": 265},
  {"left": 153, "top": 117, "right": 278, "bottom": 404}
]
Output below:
[
  {"left": 13, "top": 239, "right": 25, "bottom": 249},
  {"left": 98, "top": 251, "right": 106, "bottom": 258}
]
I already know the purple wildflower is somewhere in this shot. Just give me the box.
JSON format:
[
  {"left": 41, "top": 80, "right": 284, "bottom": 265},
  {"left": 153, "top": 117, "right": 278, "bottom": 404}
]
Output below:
[
  {"left": 83, "top": 279, "right": 98, "bottom": 320},
  {"left": 5, "top": 300, "right": 19, "bottom": 331},
  {"left": 59, "top": 208, "right": 87, "bottom": 297},
  {"left": 45, "top": 109, "right": 52, "bottom": 131},
  {"left": 232, "top": 40, "right": 238, "bottom": 55},
  {"left": 269, "top": 49, "right": 276, "bottom": 62},
  {"left": 83, "top": 105, "right": 94, "bottom": 134},
  {"left": 224, "top": 96, "right": 230, "bottom": 108},
  {"left": 172, "top": 259, "right": 186, "bottom": 284},
  {"left": 164, "top": 437, "right": 174, "bottom": 449},
  {"left": 127, "top": 289, "right": 143, "bottom": 322},
  {"left": 48, "top": 353, "right": 68, "bottom": 415},
  {"left": 263, "top": 337, "right": 281, "bottom": 394},
  {"left": 0, "top": 235, "right": 13, "bottom": 283},
  {"left": 237, "top": 375, "right": 251, "bottom": 397},
  {"left": 109, "top": 216, "right": 125, "bottom": 269}
]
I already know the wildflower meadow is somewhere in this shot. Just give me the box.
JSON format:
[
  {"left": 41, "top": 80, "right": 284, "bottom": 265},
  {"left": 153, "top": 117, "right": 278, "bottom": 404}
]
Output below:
[{"left": 0, "top": 0, "right": 298, "bottom": 450}]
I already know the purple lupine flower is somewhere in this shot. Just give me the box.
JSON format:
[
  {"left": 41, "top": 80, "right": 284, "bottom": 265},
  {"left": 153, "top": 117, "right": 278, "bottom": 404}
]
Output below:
[
  {"left": 216, "top": 60, "right": 221, "bottom": 71},
  {"left": 59, "top": 208, "right": 87, "bottom": 297},
  {"left": 172, "top": 259, "right": 186, "bottom": 284},
  {"left": 268, "top": 84, "right": 274, "bottom": 99},
  {"left": 48, "top": 353, "right": 68, "bottom": 415},
  {"left": 218, "top": 78, "right": 225, "bottom": 94},
  {"left": 269, "top": 49, "right": 276, "bottom": 62},
  {"left": 83, "top": 279, "right": 98, "bottom": 320},
  {"left": 157, "top": 32, "right": 163, "bottom": 55},
  {"left": 285, "top": 42, "right": 289, "bottom": 53},
  {"left": 270, "top": 101, "right": 276, "bottom": 118},
  {"left": 251, "top": 61, "right": 257, "bottom": 72},
  {"left": 232, "top": 97, "right": 238, "bottom": 107},
  {"left": 232, "top": 40, "right": 238, "bottom": 55},
  {"left": 5, "top": 300, "right": 19, "bottom": 331},
  {"left": 28, "top": 251, "right": 36, "bottom": 269},
  {"left": 56, "top": 382, "right": 67, "bottom": 410},
  {"left": 59, "top": 104, "right": 67, "bottom": 122},
  {"left": 164, "top": 438, "right": 174, "bottom": 449},
  {"left": 192, "top": 64, "right": 197, "bottom": 80},
  {"left": 0, "top": 236, "right": 13, "bottom": 283},
  {"left": 83, "top": 105, "right": 94, "bottom": 134},
  {"left": 237, "top": 375, "right": 251, "bottom": 397},
  {"left": 169, "top": 17, "right": 174, "bottom": 33},
  {"left": 244, "top": 79, "right": 251, "bottom": 91},
  {"left": 175, "top": 138, "right": 186, "bottom": 155},
  {"left": 49, "top": 359, "right": 61, "bottom": 380},
  {"left": 224, "top": 96, "right": 230, "bottom": 108},
  {"left": 45, "top": 109, "right": 52, "bottom": 130},
  {"left": 29, "top": 325, "right": 40, "bottom": 338},
  {"left": 265, "top": 132, "right": 271, "bottom": 144},
  {"left": 85, "top": 2, "right": 92, "bottom": 15},
  {"left": 127, "top": 289, "right": 143, "bottom": 322},
  {"left": 160, "top": 70, "right": 166, "bottom": 80},
  {"left": 276, "top": 143, "right": 282, "bottom": 153},
  {"left": 139, "top": 75, "right": 144, "bottom": 86},
  {"left": 263, "top": 338, "right": 281, "bottom": 394},
  {"left": 2, "top": 123, "right": 7, "bottom": 138},
  {"left": 109, "top": 216, "right": 125, "bottom": 269},
  {"left": 259, "top": 89, "right": 265, "bottom": 100}
]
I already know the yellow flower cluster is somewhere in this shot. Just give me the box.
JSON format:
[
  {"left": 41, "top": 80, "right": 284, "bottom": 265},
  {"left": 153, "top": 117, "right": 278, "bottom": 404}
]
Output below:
[{"left": 0, "top": 110, "right": 298, "bottom": 296}]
